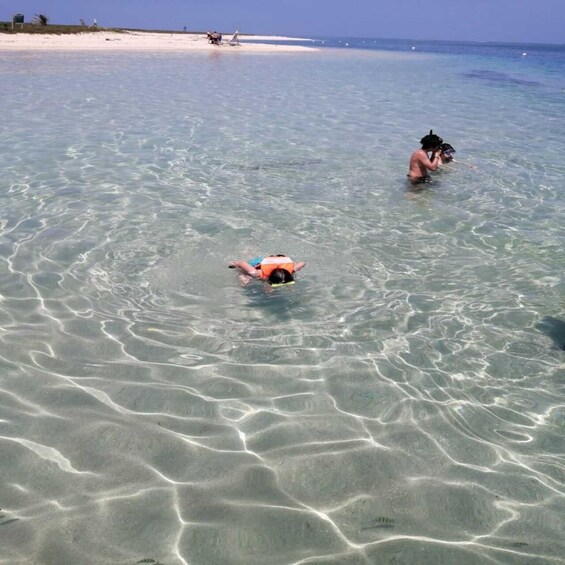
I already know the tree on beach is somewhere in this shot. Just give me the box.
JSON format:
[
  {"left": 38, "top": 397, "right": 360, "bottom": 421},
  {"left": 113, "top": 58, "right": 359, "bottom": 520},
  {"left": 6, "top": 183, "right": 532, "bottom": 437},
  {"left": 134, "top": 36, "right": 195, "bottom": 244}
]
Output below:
[{"left": 33, "top": 13, "right": 49, "bottom": 26}]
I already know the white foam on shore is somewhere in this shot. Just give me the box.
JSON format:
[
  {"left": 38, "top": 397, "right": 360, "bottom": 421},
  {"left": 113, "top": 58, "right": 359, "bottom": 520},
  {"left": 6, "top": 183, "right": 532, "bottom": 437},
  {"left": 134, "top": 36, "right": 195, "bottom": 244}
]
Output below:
[{"left": 240, "top": 35, "right": 315, "bottom": 41}]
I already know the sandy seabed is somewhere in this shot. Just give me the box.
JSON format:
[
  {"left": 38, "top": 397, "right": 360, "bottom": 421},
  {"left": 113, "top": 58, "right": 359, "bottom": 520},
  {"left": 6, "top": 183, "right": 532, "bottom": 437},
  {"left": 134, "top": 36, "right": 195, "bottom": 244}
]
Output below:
[{"left": 0, "top": 30, "right": 317, "bottom": 52}]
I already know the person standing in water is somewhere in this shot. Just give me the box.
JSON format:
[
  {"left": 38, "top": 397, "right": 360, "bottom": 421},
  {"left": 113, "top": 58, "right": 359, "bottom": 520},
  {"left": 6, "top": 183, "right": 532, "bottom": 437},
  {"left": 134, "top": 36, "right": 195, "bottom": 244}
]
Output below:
[{"left": 407, "top": 130, "right": 443, "bottom": 185}]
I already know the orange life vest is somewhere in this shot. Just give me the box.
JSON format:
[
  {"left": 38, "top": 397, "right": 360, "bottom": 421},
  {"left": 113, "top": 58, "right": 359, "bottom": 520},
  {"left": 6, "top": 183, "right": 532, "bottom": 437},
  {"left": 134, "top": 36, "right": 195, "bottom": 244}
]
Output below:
[{"left": 257, "top": 255, "right": 295, "bottom": 280}]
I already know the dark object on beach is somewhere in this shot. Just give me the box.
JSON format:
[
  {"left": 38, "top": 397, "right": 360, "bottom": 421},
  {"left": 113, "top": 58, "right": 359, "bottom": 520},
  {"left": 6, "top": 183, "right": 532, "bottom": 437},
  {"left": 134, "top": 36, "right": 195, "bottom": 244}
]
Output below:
[
  {"left": 33, "top": 13, "right": 49, "bottom": 26},
  {"left": 12, "top": 13, "right": 24, "bottom": 30},
  {"left": 536, "top": 316, "right": 565, "bottom": 350},
  {"left": 207, "top": 31, "right": 222, "bottom": 45}
]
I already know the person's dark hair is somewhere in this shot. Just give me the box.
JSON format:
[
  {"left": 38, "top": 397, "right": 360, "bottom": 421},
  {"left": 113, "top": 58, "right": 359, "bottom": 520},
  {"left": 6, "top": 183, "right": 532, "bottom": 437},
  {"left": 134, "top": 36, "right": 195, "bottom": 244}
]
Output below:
[
  {"left": 267, "top": 268, "right": 294, "bottom": 285},
  {"left": 420, "top": 129, "right": 443, "bottom": 150},
  {"left": 440, "top": 143, "right": 455, "bottom": 153}
]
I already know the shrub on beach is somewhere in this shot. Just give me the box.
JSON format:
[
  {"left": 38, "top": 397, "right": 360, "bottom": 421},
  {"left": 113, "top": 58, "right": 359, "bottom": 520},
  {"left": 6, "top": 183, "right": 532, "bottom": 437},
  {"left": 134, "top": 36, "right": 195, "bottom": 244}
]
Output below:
[
  {"left": 0, "top": 23, "right": 106, "bottom": 34},
  {"left": 33, "top": 14, "right": 49, "bottom": 26},
  {"left": 0, "top": 23, "right": 200, "bottom": 35}
]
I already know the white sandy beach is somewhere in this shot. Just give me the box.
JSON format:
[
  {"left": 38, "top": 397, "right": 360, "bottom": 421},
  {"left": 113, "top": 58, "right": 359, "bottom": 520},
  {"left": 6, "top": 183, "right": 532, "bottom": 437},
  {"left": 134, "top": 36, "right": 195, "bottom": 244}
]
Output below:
[{"left": 0, "top": 30, "right": 317, "bottom": 52}]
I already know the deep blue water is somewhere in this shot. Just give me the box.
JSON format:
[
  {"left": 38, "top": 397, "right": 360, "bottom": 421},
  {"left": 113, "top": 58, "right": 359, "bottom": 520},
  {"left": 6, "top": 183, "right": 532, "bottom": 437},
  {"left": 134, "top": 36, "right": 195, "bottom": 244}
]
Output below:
[
  {"left": 261, "top": 35, "right": 565, "bottom": 57},
  {"left": 316, "top": 36, "right": 565, "bottom": 58},
  {"left": 253, "top": 35, "right": 565, "bottom": 85}
]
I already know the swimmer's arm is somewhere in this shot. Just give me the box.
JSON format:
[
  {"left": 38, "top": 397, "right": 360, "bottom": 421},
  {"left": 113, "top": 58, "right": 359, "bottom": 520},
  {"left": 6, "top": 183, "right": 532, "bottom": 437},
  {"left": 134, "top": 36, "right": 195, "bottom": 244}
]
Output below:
[
  {"left": 228, "top": 260, "right": 261, "bottom": 277},
  {"left": 452, "top": 158, "right": 477, "bottom": 169},
  {"left": 294, "top": 261, "right": 306, "bottom": 272},
  {"left": 423, "top": 150, "right": 442, "bottom": 171}
]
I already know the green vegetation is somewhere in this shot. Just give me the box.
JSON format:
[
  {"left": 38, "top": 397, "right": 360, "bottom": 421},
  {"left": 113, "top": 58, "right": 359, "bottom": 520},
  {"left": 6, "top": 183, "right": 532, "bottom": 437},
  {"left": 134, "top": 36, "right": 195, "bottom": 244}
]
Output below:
[
  {"left": 0, "top": 22, "right": 100, "bottom": 34},
  {"left": 33, "top": 13, "right": 49, "bottom": 26},
  {"left": 0, "top": 22, "right": 208, "bottom": 35}
]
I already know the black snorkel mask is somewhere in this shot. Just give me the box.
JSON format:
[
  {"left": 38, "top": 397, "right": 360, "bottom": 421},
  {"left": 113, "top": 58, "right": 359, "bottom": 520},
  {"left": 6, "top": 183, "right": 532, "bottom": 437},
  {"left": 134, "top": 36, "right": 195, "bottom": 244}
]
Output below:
[{"left": 440, "top": 143, "right": 456, "bottom": 157}]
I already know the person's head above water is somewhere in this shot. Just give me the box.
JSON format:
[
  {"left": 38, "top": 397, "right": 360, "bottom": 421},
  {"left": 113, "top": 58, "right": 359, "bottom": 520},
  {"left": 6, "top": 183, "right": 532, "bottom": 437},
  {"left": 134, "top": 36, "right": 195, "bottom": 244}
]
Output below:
[
  {"left": 420, "top": 130, "right": 443, "bottom": 150},
  {"left": 440, "top": 142, "right": 456, "bottom": 156},
  {"left": 267, "top": 268, "right": 295, "bottom": 286}
]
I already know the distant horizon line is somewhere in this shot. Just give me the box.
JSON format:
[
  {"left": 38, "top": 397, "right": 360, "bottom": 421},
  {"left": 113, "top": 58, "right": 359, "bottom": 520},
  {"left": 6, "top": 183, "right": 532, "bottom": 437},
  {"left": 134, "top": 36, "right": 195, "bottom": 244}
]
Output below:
[
  {"left": 122, "top": 28, "right": 565, "bottom": 48},
  {"left": 251, "top": 33, "right": 565, "bottom": 48},
  {"left": 1, "top": 19, "right": 563, "bottom": 47}
]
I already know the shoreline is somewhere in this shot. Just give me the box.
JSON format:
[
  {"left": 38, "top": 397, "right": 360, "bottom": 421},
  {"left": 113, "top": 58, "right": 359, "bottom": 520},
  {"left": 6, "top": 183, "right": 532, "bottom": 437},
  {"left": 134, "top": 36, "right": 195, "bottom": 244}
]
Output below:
[{"left": 0, "top": 30, "right": 318, "bottom": 52}]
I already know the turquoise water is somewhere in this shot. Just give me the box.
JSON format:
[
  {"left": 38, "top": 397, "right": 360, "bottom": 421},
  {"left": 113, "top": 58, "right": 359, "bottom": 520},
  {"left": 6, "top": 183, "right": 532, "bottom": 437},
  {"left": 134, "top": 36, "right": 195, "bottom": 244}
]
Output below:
[{"left": 0, "top": 43, "right": 564, "bottom": 564}]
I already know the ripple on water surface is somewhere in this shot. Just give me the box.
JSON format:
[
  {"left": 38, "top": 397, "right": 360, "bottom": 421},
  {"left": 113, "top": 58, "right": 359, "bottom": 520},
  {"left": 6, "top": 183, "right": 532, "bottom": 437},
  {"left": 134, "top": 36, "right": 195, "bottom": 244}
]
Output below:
[{"left": 0, "top": 47, "right": 564, "bottom": 564}]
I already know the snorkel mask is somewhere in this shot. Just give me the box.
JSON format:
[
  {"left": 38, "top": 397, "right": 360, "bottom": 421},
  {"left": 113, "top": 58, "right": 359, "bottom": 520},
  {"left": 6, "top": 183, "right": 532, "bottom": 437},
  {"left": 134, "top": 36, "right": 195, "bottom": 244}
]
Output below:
[
  {"left": 270, "top": 281, "right": 296, "bottom": 288},
  {"left": 440, "top": 143, "right": 456, "bottom": 159},
  {"left": 267, "top": 266, "right": 295, "bottom": 288}
]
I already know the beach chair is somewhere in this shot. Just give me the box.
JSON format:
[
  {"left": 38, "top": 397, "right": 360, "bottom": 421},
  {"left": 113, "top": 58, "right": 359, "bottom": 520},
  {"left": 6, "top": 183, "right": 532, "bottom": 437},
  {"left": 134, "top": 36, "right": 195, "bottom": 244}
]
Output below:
[{"left": 227, "top": 30, "right": 240, "bottom": 46}]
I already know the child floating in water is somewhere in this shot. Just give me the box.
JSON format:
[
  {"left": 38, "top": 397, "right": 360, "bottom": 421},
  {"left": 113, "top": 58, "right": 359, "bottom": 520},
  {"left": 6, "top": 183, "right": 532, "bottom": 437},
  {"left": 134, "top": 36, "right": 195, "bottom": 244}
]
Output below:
[{"left": 228, "top": 254, "right": 306, "bottom": 287}]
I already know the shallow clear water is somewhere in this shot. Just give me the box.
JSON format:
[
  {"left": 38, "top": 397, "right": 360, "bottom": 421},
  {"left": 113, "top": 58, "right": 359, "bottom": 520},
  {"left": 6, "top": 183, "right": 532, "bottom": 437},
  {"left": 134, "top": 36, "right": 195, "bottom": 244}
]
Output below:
[{"left": 0, "top": 43, "right": 564, "bottom": 564}]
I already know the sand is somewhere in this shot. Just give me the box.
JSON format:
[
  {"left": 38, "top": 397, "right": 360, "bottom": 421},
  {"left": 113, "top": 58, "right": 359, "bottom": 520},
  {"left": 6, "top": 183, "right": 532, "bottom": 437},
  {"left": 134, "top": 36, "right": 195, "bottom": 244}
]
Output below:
[{"left": 0, "top": 30, "right": 317, "bottom": 52}]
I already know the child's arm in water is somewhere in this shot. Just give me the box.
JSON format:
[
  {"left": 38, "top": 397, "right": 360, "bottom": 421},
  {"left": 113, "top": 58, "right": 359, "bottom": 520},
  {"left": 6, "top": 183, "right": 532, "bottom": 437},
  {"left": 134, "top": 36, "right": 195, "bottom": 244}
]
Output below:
[
  {"left": 229, "top": 259, "right": 306, "bottom": 287},
  {"left": 228, "top": 260, "right": 261, "bottom": 287},
  {"left": 228, "top": 260, "right": 261, "bottom": 278},
  {"left": 229, "top": 259, "right": 305, "bottom": 275}
]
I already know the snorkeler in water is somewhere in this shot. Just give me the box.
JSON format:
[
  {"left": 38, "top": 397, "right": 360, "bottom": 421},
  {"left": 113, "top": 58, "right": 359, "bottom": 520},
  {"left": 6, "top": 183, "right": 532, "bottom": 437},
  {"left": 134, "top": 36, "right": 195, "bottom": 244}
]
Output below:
[
  {"left": 439, "top": 143, "right": 456, "bottom": 164},
  {"left": 228, "top": 254, "right": 306, "bottom": 287},
  {"left": 407, "top": 130, "right": 443, "bottom": 185},
  {"left": 438, "top": 142, "right": 477, "bottom": 169}
]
